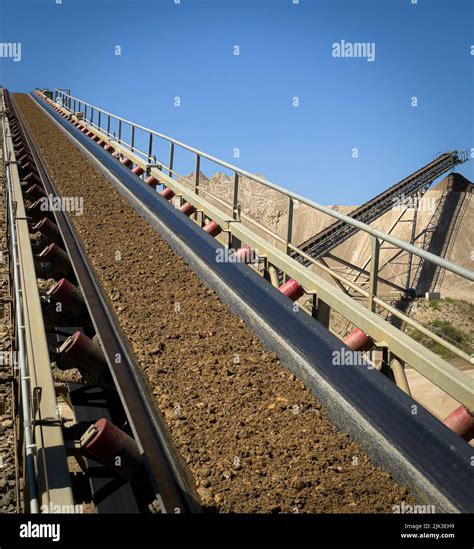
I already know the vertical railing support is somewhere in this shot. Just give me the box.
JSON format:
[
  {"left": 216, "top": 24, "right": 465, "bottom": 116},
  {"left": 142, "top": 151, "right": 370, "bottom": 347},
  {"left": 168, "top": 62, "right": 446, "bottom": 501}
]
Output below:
[
  {"left": 147, "top": 133, "right": 153, "bottom": 163},
  {"left": 232, "top": 172, "right": 239, "bottom": 220},
  {"left": 368, "top": 236, "right": 380, "bottom": 312},
  {"left": 195, "top": 154, "right": 200, "bottom": 195},
  {"left": 286, "top": 196, "right": 294, "bottom": 255},
  {"left": 169, "top": 142, "right": 174, "bottom": 178}
]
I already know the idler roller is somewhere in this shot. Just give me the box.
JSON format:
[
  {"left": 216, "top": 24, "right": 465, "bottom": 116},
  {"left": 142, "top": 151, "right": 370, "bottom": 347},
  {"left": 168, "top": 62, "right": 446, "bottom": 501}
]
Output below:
[
  {"left": 160, "top": 187, "right": 174, "bottom": 200},
  {"left": 33, "top": 217, "right": 63, "bottom": 246},
  {"left": 120, "top": 156, "right": 133, "bottom": 168},
  {"left": 22, "top": 171, "right": 42, "bottom": 187},
  {"left": 25, "top": 183, "right": 47, "bottom": 200},
  {"left": 58, "top": 331, "right": 107, "bottom": 375},
  {"left": 132, "top": 166, "right": 145, "bottom": 176},
  {"left": 179, "top": 202, "right": 196, "bottom": 216},
  {"left": 145, "top": 175, "right": 158, "bottom": 186},
  {"left": 18, "top": 153, "right": 34, "bottom": 164},
  {"left": 15, "top": 146, "right": 31, "bottom": 158},
  {"left": 279, "top": 278, "right": 305, "bottom": 301},
  {"left": 234, "top": 244, "right": 252, "bottom": 263},
  {"left": 48, "top": 278, "right": 88, "bottom": 320},
  {"left": 443, "top": 405, "right": 474, "bottom": 441},
  {"left": 39, "top": 243, "right": 72, "bottom": 276},
  {"left": 83, "top": 418, "right": 143, "bottom": 482},
  {"left": 104, "top": 144, "right": 115, "bottom": 153},
  {"left": 20, "top": 161, "right": 39, "bottom": 177},
  {"left": 27, "top": 199, "right": 52, "bottom": 221},
  {"left": 203, "top": 220, "right": 222, "bottom": 237},
  {"left": 342, "top": 328, "right": 374, "bottom": 352}
]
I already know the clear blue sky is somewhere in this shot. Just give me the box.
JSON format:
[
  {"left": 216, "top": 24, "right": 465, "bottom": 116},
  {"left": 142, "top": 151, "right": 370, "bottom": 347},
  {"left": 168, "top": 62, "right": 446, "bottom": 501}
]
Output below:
[{"left": 0, "top": 0, "right": 472, "bottom": 204}]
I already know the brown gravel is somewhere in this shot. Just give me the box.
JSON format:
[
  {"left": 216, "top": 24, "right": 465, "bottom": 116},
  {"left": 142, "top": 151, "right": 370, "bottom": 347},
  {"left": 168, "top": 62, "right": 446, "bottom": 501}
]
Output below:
[{"left": 15, "top": 93, "right": 414, "bottom": 513}]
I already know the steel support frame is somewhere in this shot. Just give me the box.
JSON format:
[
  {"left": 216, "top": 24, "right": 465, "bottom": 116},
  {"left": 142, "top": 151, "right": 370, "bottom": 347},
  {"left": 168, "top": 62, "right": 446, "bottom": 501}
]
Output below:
[
  {"left": 37, "top": 93, "right": 474, "bottom": 411},
  {"left": 1, "top": 93, "right": 74, "bottom": 511}
]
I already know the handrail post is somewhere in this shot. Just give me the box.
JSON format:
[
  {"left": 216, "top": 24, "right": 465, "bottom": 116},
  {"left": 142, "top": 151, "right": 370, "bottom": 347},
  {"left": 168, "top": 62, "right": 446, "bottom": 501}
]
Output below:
[
  {"left": 131, "top": 125, "right": 135, "bottom": 152},
  {"left": 148, "top": 132, "right": 153, "bottom": 163},
  {"left": 286, "top": 196, "right": 294, "bottom": 256},
  {"left": 195, "top": 154, "right": 200, "bottom": 195},
  {"left": 232, "top": 172, "right": 239, "bottom": 220},
  {"left": 169, "top": 142, "right": 174, "bottom": 178},
  {"left": 368, "top": 236, "right": 380, "bottom": 312},
  {"left": 118, "top": 119, "right": 122, "bottom": 144}
]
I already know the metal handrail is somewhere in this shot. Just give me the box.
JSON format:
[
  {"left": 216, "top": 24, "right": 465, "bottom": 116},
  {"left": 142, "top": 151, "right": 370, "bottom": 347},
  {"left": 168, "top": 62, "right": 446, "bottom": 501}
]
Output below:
[
  {"left": 1, "top": 109, "right": 39, "bottom": 513},
  {"left": 43, "top": 90, "right": 474, "bottom": 404},
  {"left": 54, "top": 89, "right": 473, "bottom": 283}
]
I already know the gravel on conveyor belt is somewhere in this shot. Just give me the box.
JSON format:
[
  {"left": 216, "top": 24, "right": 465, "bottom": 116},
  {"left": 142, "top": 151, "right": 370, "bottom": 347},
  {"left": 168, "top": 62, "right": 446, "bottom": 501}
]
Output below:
[{"left": 15, "top": 93, "right": 414, "bottom": 513}]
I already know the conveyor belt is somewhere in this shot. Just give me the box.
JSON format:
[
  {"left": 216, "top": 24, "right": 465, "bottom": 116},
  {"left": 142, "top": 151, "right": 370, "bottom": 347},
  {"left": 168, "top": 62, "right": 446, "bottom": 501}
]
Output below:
[
  {"left": 32, "top": 92, "right": 474, "bottom": 513},
  {"left": 296, "top": 152, "right": 464, "bottom": 264},
  {"left": 11, "top": 93, "right": 200, "bottom": 514}
]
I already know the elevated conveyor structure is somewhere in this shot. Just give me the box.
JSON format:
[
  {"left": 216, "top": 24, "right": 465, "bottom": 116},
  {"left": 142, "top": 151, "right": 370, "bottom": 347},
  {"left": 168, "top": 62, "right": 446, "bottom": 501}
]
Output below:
[
  {"left": 12, "top": 88, "right": 472, "bottom": 513},
  {"left": 295, "top": 152, "right": 467, "bottom": 266}
]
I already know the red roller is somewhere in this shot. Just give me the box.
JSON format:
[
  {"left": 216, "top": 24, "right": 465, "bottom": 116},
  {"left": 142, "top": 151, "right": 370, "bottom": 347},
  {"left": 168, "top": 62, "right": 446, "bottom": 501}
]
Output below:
[
  {"left": 120, "top": 156, "right": 133, "bottom": 168},
  {"left": 179, "top": 202, "right": 196, "bottom": 216},
  {"left": 27, "top": 199, "right": 50, "bottom": 221},
  {"left": 279, "top": 278, "right": 305, "bottom": 301},
  {"left": 234, "top": 244, "right": 252, "bottom": 263},
  {"left": 15, "top": 146, "right": 30, "bottom": 158},
  {"left": 132, "top": 166, "right": 145, "bottom": 176},
  {"left": 203, "top": 220, "right": 222, "bottom": 237},
  {"left": 59, "top": 331, "right": 106, "bottom": 375},
  {"left": 48, "top": 278, "right": 88, "bottom": 320},
  {"left": 25, "top": 183, "right": 47, "bottom": 200},
  {"left": 83, "top": 418, "right": 142, "bottom": 481},
  {"left": 104, "top": 144, "right": 115, "bottom": 153},
  {"left": 97, "top": 139, "right": 105, "bottom": 147},
  {"left": 160, "top": 187, "right": 174, "bottom": 200},
  {"left": 342, "top": 328, "right": 374, "bottom": 352},
  {"left": 22, "top": 171, "right": 42, "bottom": 187},
  {"left": 146, "top": 175, "right": 158, "bottom": 186},
  {"left": 443, "top": 406, "right": 474, "bottom": 441},
  {"left": 90, "top": 134, "right": 100, "bottom": 142},
  {"left": 20, "top": 161, "right": 39, "bottom": 177},
  {"left": 19, "top": 153, "right": 34, "bottom": 164},
  {"left": 39, "top": 243, "right": 72, "bottom": 276},
  {"left": 33, "top": 217, "right": 62, "bottom": 245}
]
